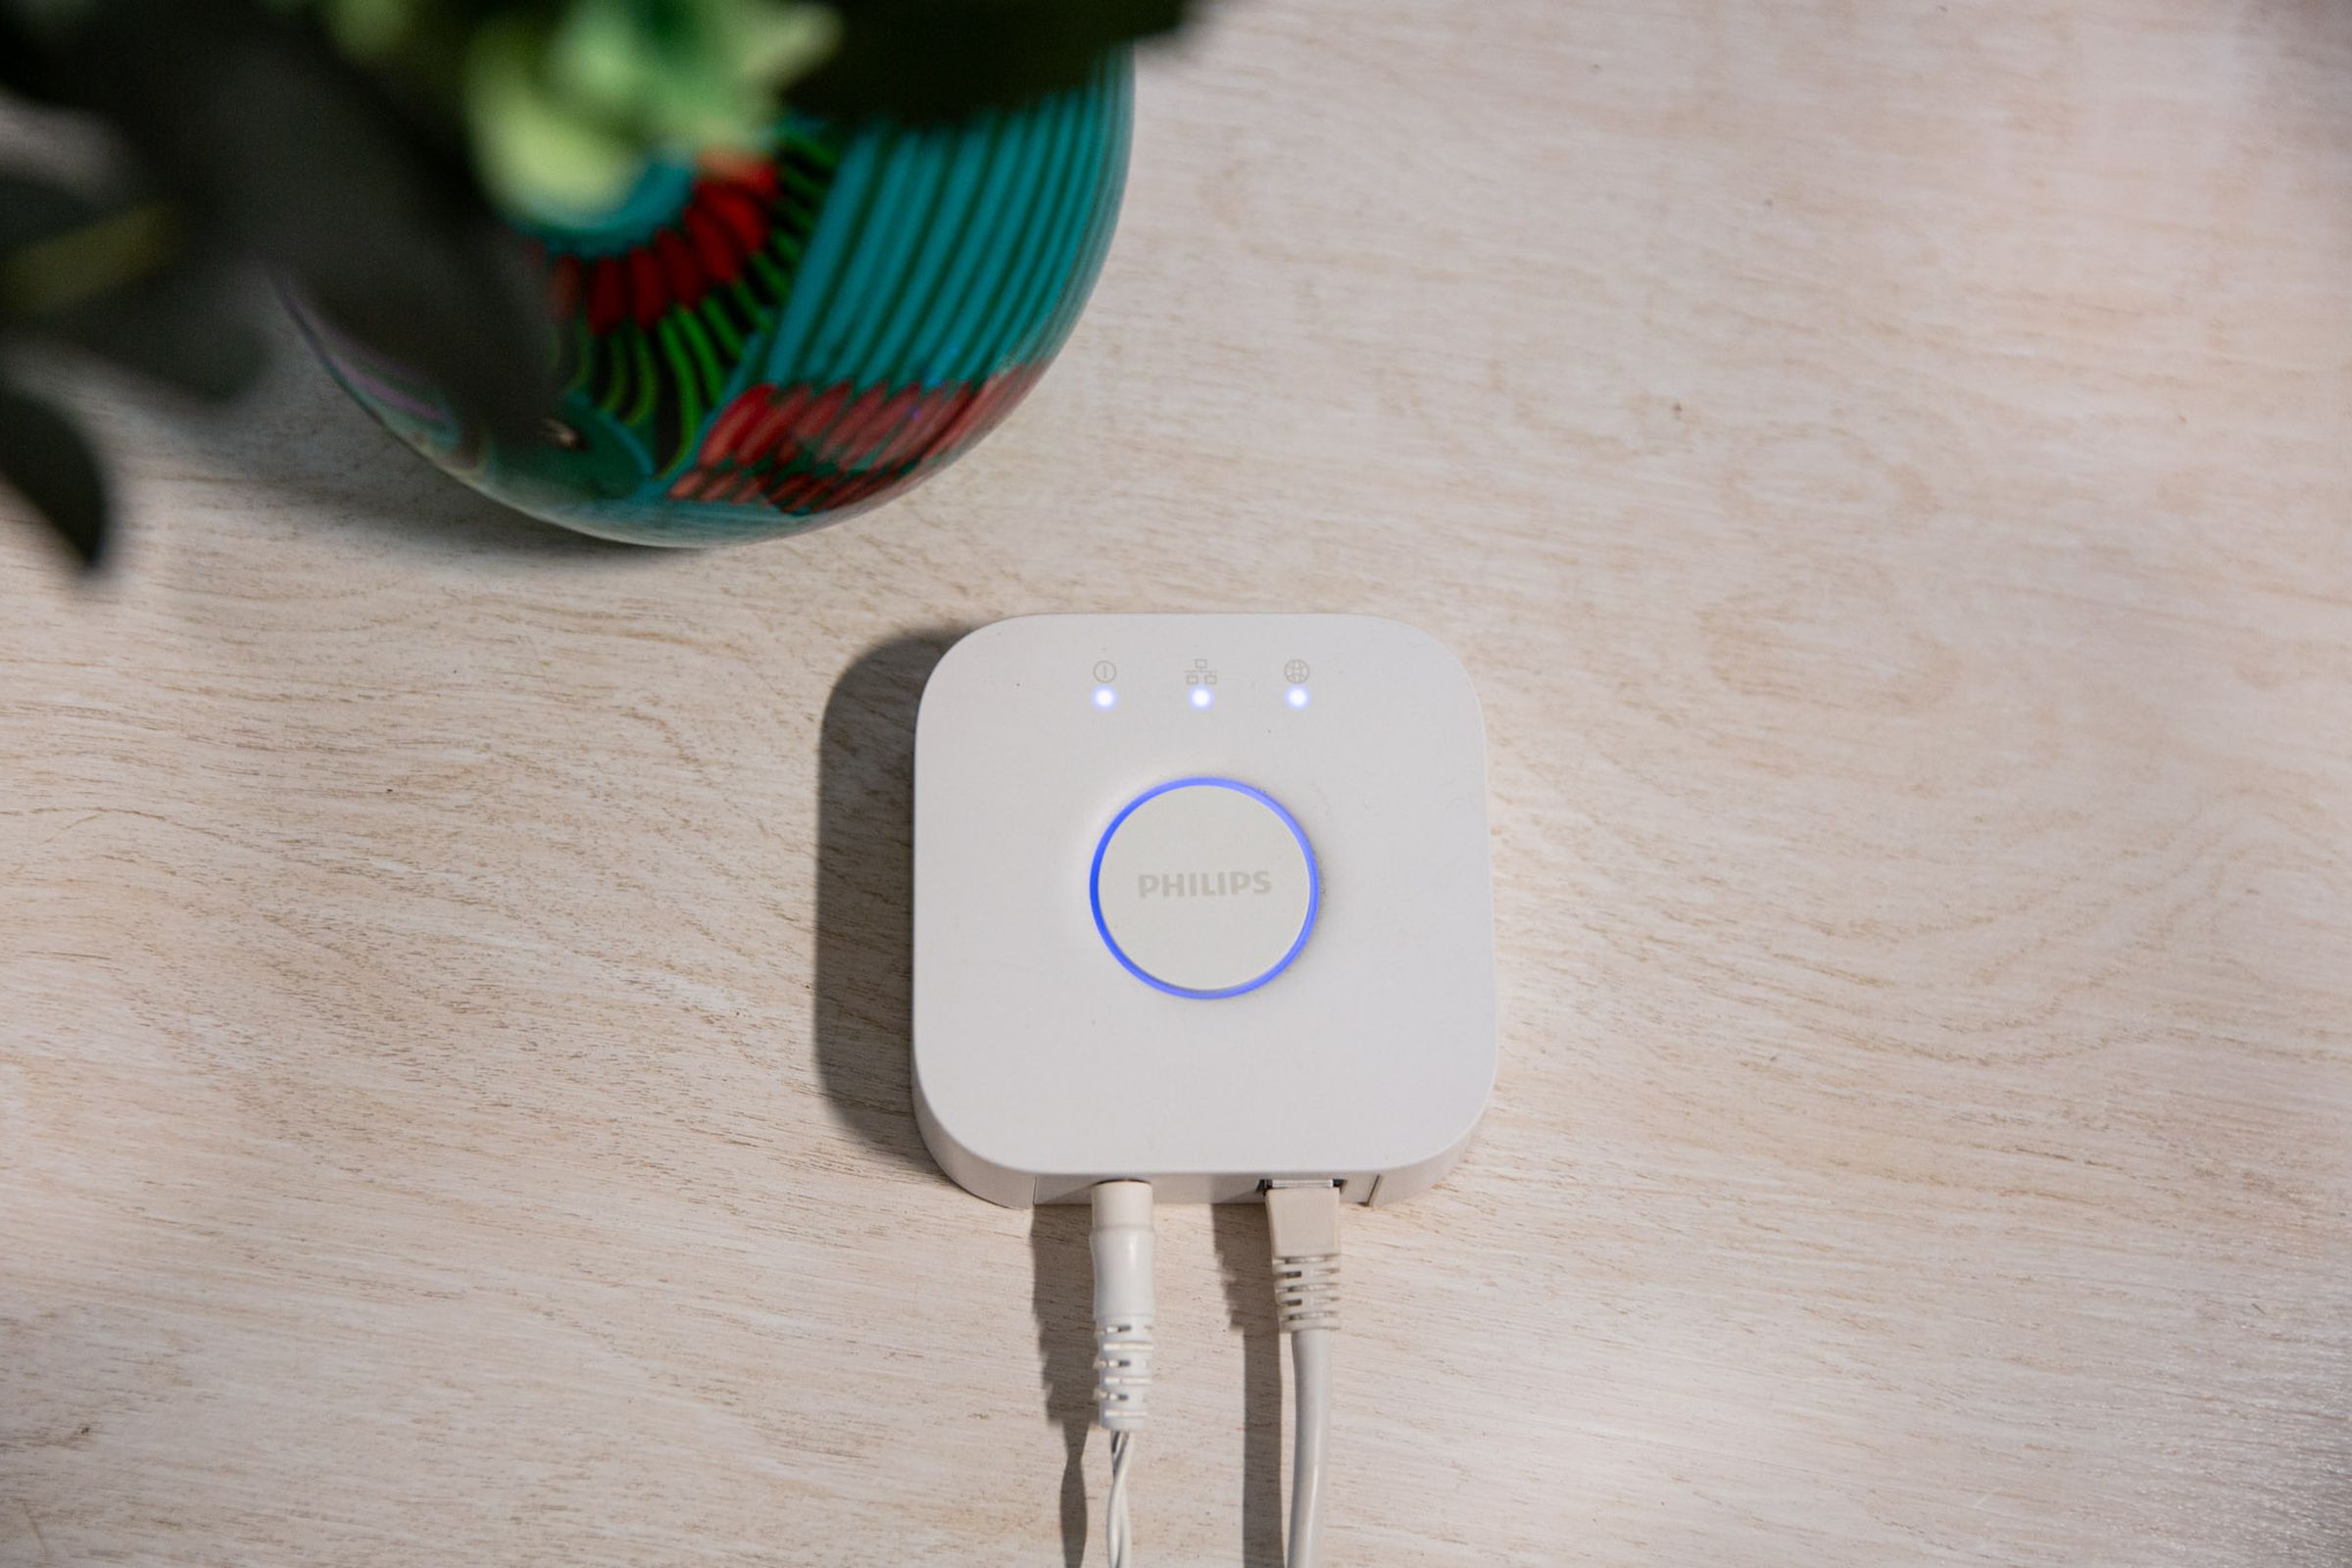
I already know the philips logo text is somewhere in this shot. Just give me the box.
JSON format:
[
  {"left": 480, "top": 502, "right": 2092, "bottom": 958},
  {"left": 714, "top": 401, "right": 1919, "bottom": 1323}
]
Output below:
[{"left": 1137, "top": 870, "right": 1275, "bottom": 900}]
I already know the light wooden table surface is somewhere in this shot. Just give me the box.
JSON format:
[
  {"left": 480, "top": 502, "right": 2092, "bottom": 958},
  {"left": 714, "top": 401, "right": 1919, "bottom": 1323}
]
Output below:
[{"left": 6, "top": 3, "right": 2352, "bottom": 1564}]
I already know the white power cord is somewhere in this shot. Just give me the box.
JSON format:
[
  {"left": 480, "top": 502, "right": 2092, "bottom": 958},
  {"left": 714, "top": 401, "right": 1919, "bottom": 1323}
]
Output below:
[
  {"left": 1086, "top": 1178, "right": 1343, "bottom": 1568},
  {"left": 1266, "top": 1181, "right": 1342, "bottom": 1568},
  {"left": 1090, "top": 1181, "right": 1154, "bottom": 1568}
]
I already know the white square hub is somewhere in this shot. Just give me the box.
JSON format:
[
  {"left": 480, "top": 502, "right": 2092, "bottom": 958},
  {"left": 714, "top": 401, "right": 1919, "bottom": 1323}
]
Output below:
[{"left": 912, "top": 614, "right": 1494, "bottom": 1206}]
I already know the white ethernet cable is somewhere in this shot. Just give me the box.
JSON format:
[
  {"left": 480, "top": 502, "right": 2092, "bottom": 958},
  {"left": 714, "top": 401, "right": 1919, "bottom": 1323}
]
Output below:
[
  {"left": 1088, "top": 1179, "right": 1344, "bottom": 1568},
  {"left": 1090, "top": 1181, "right": 1154, "bottom": 1568},
  {"left": 1265, "top": 1180, "right": 1343, "bottom": 1568}
]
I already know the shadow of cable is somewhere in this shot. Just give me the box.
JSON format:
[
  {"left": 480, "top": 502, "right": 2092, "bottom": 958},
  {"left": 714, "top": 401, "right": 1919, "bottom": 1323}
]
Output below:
[
  {"left": 812, "top": 629, "right": 971, "bottom": 1173},
  {"left": 1031, "top": 1203, "right": 1098, "bottom": 1568},
  {"left": 1213, "top": 1202, "right": 1285, "bottom": 1568}
]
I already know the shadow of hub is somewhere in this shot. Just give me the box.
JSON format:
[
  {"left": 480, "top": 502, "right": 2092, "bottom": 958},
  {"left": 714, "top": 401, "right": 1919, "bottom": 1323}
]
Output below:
[{"left": 813, "top": 629, "right": 969, "bottom": 1175}]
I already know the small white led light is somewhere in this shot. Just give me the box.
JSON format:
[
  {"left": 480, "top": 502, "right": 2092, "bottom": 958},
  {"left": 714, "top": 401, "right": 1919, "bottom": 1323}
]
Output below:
[
  {"left": 1189, "top": 688, "right": 1213, "bottom": 710},
  {"left": 1094, "top": 686, "right": 1118, "bottom": 710},
  {"left": 1286, "top": 686, "right": 1310, "bottom": 709}
]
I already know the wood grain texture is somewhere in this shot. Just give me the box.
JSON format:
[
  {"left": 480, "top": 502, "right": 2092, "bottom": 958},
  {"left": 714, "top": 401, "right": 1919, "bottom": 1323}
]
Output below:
[{"left": 5, "top": 2, "right": 2351, "bottom": 1563}]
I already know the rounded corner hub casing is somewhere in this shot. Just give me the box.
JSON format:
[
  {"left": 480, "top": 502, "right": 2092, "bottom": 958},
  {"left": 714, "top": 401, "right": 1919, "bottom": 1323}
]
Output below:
[{"left": 913, "top": 614, "right": 1495, "bottom": 1207}]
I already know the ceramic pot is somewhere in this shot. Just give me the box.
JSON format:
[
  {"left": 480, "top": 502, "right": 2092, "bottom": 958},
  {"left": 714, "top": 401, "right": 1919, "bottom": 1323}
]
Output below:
[{"left": 300, "top": 57, "right": 1130, "bottom": 545}]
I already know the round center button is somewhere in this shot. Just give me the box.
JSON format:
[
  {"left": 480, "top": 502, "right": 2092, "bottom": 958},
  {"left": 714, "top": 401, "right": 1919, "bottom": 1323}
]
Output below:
[{"left": 1090, "top": 777, "right": 1319, "bottom": 1000}]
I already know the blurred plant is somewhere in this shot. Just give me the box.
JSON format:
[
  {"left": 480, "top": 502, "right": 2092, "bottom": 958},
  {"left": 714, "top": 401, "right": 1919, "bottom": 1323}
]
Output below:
[
  {"left": 287, "top": 0, "right": 846, "bottom": 217},
  {"left": 0, "top": 0, "right": 1192, "bottom": 566}
]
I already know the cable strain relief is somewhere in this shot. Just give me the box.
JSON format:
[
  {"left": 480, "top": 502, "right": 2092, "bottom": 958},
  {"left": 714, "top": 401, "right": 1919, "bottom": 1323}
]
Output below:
[
  {"left": 1266, "top": 1180, "right": 1344, "bottom": 1335},
  {"left": 1094, "top": 1318, "right": 1153, "bottom": 1431},
  {"left": 1272, "top": 1252, "right": 1341, "bottom": 1334}
]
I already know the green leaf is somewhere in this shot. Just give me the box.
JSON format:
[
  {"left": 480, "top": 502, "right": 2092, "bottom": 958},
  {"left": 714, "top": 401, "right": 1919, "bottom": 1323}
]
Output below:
[
  {"left": 544, "top": 0, "right": 648, "bottom": 121},
  {"left": 525, "top": 0, "right": 840, "bottom": 206},
  {"left": 0, "top": 200, "right": 180, "bottom": 318},
  {"left": 468, "top": 14, "right": 646, "bottom": 216},
  {"left": 0, "top": 378, "right": 110, "bottom": 568},
  {"left": 729, "top": 2, "right": 840, "bottom": 91},
  {"left": 320, "top": 0, "right": 418, "bottom": 59}
]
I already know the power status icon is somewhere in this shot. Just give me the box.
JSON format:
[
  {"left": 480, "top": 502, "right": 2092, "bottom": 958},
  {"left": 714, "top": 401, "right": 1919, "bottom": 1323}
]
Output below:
[
  {"left": 1093, "top": 661, "right": 1117, "bottom": 683},
  {"left": 1284, "top": 659, "right": 1310, "bottom": 684}
]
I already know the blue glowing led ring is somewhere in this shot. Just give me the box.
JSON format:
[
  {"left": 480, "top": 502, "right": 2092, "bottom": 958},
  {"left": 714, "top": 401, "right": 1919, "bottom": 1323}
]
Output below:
[{"left": 1087, "top": 777, "right": 1320, "bottom": 1001}]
